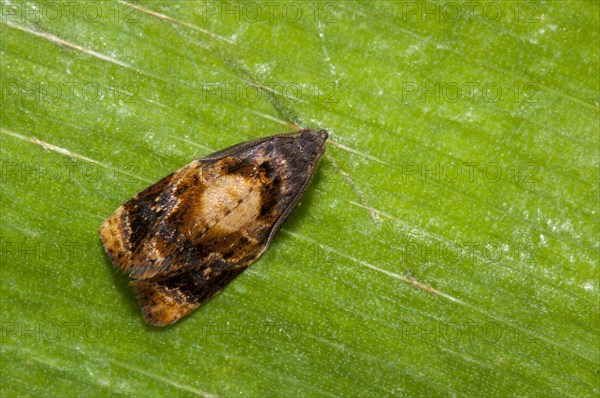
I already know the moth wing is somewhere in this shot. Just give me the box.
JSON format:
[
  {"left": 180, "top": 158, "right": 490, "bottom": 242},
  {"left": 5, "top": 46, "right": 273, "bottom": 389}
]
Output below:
[
  {"left": 100, "top": 160, "right": 209, "bottom": 280},
  {"left": 100, "top": 154, "right": 268, "bottom": 281},
  {"left": 132, "top": 265, "right": 246, "bottom": 326},
  {"left": 201, "top": 129, "right": 315, "bottom": 160},
  {"left": 132, "top": 279, "right": 200, "bottom": 326},
  {"left": 101, "top": 129, "right": 328, "bottom": 326}
]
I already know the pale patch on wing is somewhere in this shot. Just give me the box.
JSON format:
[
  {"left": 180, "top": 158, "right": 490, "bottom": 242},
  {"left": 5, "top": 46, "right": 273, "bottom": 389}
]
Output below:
[{"left": 200, "top": 175, "right": 261, "bottom": 233}]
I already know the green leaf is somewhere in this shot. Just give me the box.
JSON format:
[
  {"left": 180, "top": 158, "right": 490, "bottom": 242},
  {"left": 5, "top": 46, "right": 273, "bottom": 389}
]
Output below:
[{"left": 1, "top": 1, "right": 598, "bottom": 396}]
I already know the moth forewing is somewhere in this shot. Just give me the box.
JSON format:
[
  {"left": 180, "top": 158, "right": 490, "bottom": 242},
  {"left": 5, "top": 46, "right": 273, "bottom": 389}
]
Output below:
[{"left": 100, "top": 129, "right": 328, "bottom": 326}]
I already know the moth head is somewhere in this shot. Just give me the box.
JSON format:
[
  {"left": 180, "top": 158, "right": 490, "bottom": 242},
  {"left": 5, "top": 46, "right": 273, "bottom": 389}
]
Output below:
[{"left": 298, "top": 129, "right": 328, "bottom": 161}]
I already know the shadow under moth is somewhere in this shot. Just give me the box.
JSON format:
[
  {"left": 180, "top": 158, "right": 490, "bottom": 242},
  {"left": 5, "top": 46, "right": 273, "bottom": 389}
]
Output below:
[{"left": 99, "top": 129, "right": 328, "bottom": 326}]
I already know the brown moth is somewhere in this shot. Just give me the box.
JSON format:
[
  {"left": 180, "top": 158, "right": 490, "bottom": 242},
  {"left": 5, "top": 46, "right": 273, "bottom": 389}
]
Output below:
[{"left": 100, "top": 129, "right": 328, "bottom": 326}]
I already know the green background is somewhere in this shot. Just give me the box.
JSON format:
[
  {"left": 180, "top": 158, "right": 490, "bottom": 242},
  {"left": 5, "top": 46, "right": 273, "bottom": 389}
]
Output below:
[{"left": 1, "top": 1, "right": 598, "bottom": 396}]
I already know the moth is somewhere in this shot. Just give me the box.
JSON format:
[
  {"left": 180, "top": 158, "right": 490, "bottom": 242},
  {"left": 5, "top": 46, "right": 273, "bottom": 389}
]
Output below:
[{"left": 100, "top": 129, "right": 328, "bottom": 326}]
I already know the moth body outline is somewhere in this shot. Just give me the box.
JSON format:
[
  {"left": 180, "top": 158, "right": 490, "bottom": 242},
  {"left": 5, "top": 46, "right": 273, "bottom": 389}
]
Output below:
[{"left": 100, "top": 129, "right": 328, "bottom": 326}]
